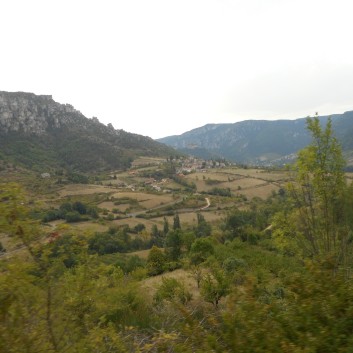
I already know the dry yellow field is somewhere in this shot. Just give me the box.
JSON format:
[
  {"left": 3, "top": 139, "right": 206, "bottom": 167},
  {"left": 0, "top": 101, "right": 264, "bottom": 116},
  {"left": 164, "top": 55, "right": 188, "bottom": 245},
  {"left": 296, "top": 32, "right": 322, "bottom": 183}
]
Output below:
[
  {"left": 154, "top": 210, "right": 224, "bottom": 227},
  {"left": 186, "top": 172, "right": 230, "bottom": 182},
  {"left": 221, "top": 168, "right": 261, "bottom": 176},
  {"left": 255, "top": 172, "right": 289, "bottom": 182},
  {"left": 58, "top": 184, "right": 118, "bottom": 197},
  {"left": 111, "top": 217, "right": 164, "bottom": 231},
  {"left": 99, "top": 201, "right": 131, "bottom": 212},
  {"left": 128, "top": 249, "right": 151, "bottom": 259},
  {"left": 110, "top": 191, "right": 176, "bottom": 209},
  {"left": 239, "top": 183, "right": 280, "bottom": 199},
  {"left": 184, "top": 168, "right": 287, "bottom": 195},
  {"left": 163, "top": 180, "right": 186, "bottom": 190},
  {"left": 139, "top": 195, "right": 175, "bottom": 209},
  {"left": 131, "top": 157, "right": 165, "bottom": 167},
  {"left": 187, "top": 177, "right": 269, "bottom": 194},
  {"left": 221, "top": 168, "right": 288, "bottom": 181},
  {"left": 229, "top": 178, "right": 267, "bottom": 189},
  {"left": 64, "top": 221, "right": 109, "bottom": 233},
  {"left": 112, "top": 191, "right": 159, "bottom": 201},
  {"left": 191, "top": 180, "right": 211, "bottom": 192}
]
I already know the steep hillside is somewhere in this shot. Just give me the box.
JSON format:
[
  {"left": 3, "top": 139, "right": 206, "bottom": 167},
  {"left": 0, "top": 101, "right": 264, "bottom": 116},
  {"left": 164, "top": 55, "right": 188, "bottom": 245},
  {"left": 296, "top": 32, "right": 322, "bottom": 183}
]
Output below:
[
  {"left": 0, "top": 91, "right": 176, "bottom": 172},
  {"left": 158, "top": 112, "right": 353, "bottom": 165}
]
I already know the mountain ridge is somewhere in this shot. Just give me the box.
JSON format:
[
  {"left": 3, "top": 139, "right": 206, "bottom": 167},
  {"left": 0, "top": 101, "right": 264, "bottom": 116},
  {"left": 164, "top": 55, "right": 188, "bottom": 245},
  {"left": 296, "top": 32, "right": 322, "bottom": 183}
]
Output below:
[
  {"left": 0, "top": 91, "right": 176, "bottom": 172},
  {"left": 158, "top": 112, "right": 353, "bottom": 166}
]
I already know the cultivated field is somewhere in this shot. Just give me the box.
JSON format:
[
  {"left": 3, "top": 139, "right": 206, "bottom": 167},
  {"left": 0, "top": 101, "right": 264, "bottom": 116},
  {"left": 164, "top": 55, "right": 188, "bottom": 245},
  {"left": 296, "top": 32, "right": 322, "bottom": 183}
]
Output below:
[
  {"left": 111, "top": 217, "right": 163, "bottom": 232},
  {"left": 131, "top": 156, "right": 165, "bottom": 167},
  {"left": 28, "top": 166, "right": 290, "bottom": 240},
  {"left": 58, "top": 184, "right": 118, "bottom": 197},
  {"left": 185, "top": 168, "right": 286, "bottom": 194},
  {"left": 239, "top": 183, "right": 280, "bottom": 199},
  {"left": 111, "top": 192, "right": 175, "bottom": 208}
]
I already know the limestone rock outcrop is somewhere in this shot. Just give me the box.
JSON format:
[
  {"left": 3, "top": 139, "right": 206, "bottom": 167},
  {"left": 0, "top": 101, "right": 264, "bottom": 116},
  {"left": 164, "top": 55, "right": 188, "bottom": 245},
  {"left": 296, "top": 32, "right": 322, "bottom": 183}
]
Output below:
[
  {"left": 0, "top": 92, "right": 82, "bottom": 134},
  {"left": 0, "top": 91, "right": 176, "bottom": 171}
]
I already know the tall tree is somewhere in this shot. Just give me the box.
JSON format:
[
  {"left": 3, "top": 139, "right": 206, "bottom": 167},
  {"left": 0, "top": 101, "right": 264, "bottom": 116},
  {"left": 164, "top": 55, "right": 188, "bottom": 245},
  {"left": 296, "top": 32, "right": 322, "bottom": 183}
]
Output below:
[
  {"left": 163, "top": 216, "right": 169, "bottom": 235},
  {"left": 195, "top": 213, "right": 211, "bottom": 237},
  {"left": 165, "top": 229, "right": 182, "bottom": 261},
  {"left": 287, "top": 116, "right": 351, "bottom": 267},
  {"left": 173, "top": 214, "right": 181, "bottom": 230}
]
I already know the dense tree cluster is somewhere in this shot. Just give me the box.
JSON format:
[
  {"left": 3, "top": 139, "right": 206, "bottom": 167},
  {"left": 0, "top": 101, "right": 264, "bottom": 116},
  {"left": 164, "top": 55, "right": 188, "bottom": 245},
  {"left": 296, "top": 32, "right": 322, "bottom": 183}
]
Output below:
[{"left": 42, "top": 201, "right": 98, "bottom": 223}]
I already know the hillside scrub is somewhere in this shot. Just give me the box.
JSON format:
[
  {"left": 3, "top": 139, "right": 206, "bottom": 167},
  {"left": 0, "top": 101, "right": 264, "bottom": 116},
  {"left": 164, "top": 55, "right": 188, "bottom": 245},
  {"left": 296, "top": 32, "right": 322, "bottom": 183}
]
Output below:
[{"left": 2, "top": 118, "right": 353, "bottom": 352}]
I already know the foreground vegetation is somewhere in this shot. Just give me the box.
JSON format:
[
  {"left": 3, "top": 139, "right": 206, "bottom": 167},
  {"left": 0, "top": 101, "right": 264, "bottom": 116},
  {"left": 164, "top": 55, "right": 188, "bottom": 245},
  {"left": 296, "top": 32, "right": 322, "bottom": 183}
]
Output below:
[{"left": 2, "top": 117, "right": 353, "bottom": 352}]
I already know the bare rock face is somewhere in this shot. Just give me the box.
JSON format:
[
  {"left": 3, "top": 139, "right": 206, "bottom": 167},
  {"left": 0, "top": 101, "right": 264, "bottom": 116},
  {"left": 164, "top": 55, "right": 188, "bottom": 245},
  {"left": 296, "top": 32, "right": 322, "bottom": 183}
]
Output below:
[
  {"left": 0, "top": 91, "right": 83, "bottom": 134},
  {"left": 0, "top": 90, "right": 176, "bottom": 172}
]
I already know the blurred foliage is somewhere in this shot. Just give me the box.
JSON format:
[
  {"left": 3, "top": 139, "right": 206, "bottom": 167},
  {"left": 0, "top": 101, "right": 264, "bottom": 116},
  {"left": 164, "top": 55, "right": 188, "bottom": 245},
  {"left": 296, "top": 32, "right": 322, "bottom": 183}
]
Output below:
[{"left": 2, "top": 116, "right": 353, "bottom": 353}]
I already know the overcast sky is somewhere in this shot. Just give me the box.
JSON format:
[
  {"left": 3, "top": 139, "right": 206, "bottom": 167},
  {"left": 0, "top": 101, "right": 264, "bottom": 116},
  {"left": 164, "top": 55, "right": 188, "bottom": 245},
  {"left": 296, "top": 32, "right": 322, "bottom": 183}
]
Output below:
[{"left": 2, "top": 0, "right": 353, "bottom": 138}]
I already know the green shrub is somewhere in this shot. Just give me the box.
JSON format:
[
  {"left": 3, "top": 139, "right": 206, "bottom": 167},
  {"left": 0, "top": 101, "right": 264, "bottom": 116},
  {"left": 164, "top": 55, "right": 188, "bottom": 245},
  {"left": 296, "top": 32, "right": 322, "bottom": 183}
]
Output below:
[
  {"left": 65, "top": 211, "right": 82, "bottom": 223},
  {"left": 223, "top": 257, "right": 247, "bottom": 273},
  {"left": 154, "top": 277, "right": 192, "bottom": 305},
  {"left": 190, "top": 238, "right": 215, "bottom": 265},
  {"left": 147, "top": 246, "right": 167, "bottom": 276}
]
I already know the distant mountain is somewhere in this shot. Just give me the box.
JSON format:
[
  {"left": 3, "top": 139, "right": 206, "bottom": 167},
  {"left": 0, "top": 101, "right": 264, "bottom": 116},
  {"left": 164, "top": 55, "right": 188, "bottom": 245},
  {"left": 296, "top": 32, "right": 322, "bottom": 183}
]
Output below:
[
  {"left": 158, "top": 112, "right": 353, "bottom": 166},
  {"left": 0, "top": 91, "right": 176, "bottom": 172}
]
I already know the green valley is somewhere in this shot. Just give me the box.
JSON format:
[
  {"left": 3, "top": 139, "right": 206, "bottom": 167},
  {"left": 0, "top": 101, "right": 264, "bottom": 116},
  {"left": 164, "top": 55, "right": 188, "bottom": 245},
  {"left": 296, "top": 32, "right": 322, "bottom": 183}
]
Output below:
[{"left": 2, "top": 98, "right": 353, "bottom": 352}]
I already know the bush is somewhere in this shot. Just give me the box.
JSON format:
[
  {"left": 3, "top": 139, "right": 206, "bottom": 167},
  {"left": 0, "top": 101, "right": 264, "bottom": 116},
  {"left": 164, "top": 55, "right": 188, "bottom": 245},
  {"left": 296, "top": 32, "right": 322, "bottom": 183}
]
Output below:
[
  {"left": 88, "top": 231, "right": 130, "bottom": 255},
  {"left": 201, "top": 269, "right": 230, "bottom": 307},
  {"left": 42, "top": 209, "right": 63, "bottom": 222},
  {"left": 223, "top": 257, "right": 247, "bottom": 273},
  {"left": 101, "top": 254, "right": 146, "bottom": 274},
  {"left": 72, "top": 201, "right": 87, "bottom": 214},
  {"left": 164, "top": 261, "right": 181, "bottom": 272},
  {"left": 190, "top": 238, "right": 215, "bottom": 265},
  {"left": 65, "top": 211, "right": 82, "bottom": 223},
  {"left": 208, "top": 187, "right": 231, "bottom": 197},
  {"left": 147, "top": 246, "right": 167, "bottom": 276},
  {"left": 154, "top": 277, "right": 192, "bottom": 305}
]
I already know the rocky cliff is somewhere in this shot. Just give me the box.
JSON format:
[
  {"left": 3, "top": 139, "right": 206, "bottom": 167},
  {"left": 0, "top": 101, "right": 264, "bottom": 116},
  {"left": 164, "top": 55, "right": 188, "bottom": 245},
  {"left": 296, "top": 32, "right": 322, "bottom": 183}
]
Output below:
[
  {"left": 0, "top": 92, "right": 80, "bottom": 134},
  {"left": 0, "top": 91, "right": 176, "bottom": 171}
]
